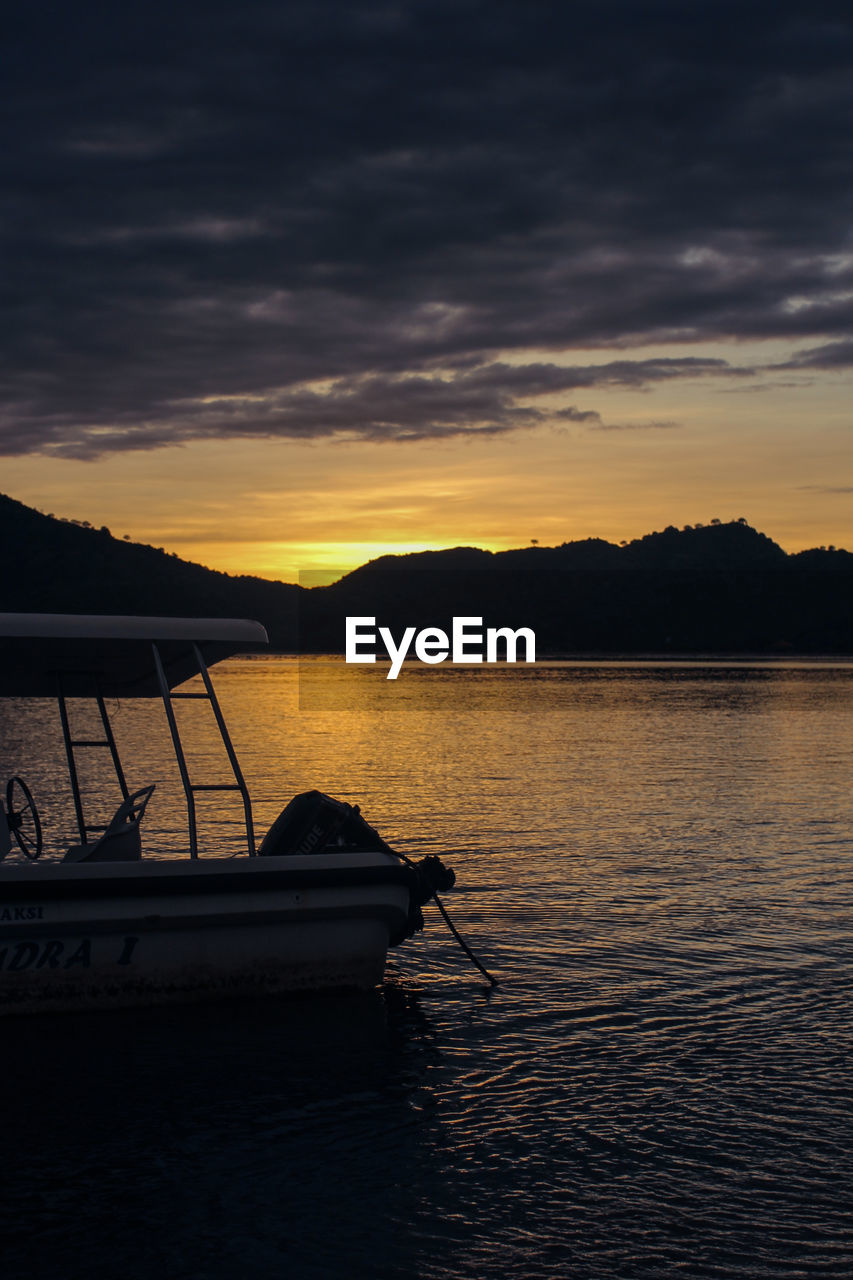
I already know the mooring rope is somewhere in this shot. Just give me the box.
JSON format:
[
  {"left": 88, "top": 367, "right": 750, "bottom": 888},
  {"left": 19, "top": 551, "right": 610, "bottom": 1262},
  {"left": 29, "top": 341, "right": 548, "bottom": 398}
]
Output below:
[
  {"left": 425, "top": 884, "right": 500, "bottom": 988},
  {"left": 378, "top": 836, "right": 499, "bottom": 988}
]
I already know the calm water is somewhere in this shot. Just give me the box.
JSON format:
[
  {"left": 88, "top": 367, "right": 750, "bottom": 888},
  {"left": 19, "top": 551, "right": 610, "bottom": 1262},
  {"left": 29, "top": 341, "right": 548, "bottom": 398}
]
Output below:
[{"left": 2, "top": 660, "right": 853, "bottom": 1279}]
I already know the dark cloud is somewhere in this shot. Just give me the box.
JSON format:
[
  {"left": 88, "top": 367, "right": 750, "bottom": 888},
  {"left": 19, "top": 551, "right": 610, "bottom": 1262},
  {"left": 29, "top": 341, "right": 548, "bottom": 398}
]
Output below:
[
  {"left": 773, "top": 340, "right": 853, "bottom": 369},
  {"left": 4, "top": 0, "right": 853, "bottom": 457},
  {"left": 1, "top": 358, "right": 746, "bottom": 458},
  {"left": 797, "top": 484, "right": 853, "bottom": 494},
  {"left": 591, "top": 421, "right": 682, "bottom": 433}
]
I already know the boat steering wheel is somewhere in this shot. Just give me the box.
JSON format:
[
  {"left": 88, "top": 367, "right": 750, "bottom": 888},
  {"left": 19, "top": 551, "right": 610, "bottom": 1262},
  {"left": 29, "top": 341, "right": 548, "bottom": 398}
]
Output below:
[{"left": 5, "top": 776, "right": 43, "bottom": 860}]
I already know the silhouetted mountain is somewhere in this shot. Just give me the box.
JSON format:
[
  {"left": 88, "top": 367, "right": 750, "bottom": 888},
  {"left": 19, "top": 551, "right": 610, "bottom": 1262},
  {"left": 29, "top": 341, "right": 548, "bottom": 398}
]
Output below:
[
  {"left": 3, "top": 494, "right": 852, "bottom": 653},
  {"left": 620, "top": 520, "right": 787, "bottom": 569},
  {"left": 0, "top": 492, "right": 300, "bottom": 648},
  {"left": 306, "top": 519, "right": 853, "bottom": 654}
]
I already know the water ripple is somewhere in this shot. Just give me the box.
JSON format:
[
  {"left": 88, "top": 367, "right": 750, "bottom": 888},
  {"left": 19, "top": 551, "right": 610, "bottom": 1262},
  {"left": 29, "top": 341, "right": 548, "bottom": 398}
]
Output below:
[{"left": 2, "top": 662, "right": 852, "bottom": 1278}]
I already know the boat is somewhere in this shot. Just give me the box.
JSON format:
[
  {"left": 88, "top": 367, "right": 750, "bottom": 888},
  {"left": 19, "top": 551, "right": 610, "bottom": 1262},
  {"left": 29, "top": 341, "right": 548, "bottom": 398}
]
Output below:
[{"left": 0, "top": 613, "right": 456, "bottom": 1014}]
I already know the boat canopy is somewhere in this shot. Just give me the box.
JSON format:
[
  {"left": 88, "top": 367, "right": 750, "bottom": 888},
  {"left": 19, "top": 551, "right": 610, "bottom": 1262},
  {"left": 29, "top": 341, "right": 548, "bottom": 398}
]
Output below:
[{"left": 0, "top": 614, "right": 269, "bottom": 697}]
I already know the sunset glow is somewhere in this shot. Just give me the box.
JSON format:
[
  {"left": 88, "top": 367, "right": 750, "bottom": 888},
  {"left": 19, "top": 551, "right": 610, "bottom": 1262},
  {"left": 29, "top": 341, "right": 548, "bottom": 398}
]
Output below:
[{"left": 3, "top": 4, "right": 852, "bottom": 580}]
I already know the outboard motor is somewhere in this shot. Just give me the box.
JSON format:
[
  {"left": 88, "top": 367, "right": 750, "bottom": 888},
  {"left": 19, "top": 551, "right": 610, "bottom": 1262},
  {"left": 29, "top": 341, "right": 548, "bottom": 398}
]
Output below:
[
  {"left": 404, "top": 853, "right": 457, "bottom": 936},
  {"left": 259, "top": 790, "right": 457, "bottom": 941},
  {"left": 259, "top": 790, "right": 386, "bottom": 856}
]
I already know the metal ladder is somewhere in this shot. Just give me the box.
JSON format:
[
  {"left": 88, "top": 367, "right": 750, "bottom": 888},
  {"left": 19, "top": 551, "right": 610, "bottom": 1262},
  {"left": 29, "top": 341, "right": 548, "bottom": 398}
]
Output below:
[
  {"left": 57, "top": 677, "right": 131, "bottom": 846},
  {"left": 152, "top": 641, "right": 256, "bottom": 859}
]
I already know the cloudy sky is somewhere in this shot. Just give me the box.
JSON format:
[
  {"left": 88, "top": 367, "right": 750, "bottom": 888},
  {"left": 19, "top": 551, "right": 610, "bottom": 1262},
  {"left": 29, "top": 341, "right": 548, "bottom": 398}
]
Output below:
[{"left": 4, "top": 0, "right": 853, "bottom": 578}]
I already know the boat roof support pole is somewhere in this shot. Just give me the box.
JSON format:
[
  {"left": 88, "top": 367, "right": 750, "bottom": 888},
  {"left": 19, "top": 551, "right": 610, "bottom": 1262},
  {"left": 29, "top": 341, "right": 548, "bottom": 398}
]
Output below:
[
  {"left": 55, "top": 675, "right": 130, "bottom": 845},
  {"left": 95, "top": 690, "right": 131, "bottom": 805},
  {"left": 152, "top": 642, "right": 199, "bottom": 859},
  {"left": 191, "top": 643, "right": 256, "bottom": 857},
  {"left": 56, "top": 678, "right": 87, "bottom": 846}
]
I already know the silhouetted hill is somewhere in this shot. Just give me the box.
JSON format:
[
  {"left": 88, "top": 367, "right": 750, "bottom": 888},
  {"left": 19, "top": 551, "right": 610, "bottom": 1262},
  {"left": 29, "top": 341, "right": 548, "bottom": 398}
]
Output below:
[
  {"left": 621, "top": 521, "right": 787, "bottom": 569},
  {"left": 332, "top": 520, "right": 790, "bottom": 581},
  {"left": 3, "top": 494, "right": 852, "bottom": 654},
  {"left": 0, "top": 492, "right": 300, "bottom": 648},
  {"left": 306, "top": 519, "right": 853, "bottom": 654}
]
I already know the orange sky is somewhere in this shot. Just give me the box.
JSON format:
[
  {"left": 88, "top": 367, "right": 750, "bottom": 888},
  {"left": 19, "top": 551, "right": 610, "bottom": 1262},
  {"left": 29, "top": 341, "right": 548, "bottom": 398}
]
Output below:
[{"left": 5, "top": 338, "right": 851, "bottom": 582}]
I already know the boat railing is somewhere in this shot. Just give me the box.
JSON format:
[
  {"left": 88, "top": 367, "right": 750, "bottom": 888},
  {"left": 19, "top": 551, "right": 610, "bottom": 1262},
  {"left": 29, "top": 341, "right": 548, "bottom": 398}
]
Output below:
[
  {"left": 56, "top": 674, "right": 131, "bottom": 845},
  {"left": 151, "top": 641, "right": 256, "bottom": 859},
  {"left": 0, "top": 799, "right": 9, "bottom": 861}
]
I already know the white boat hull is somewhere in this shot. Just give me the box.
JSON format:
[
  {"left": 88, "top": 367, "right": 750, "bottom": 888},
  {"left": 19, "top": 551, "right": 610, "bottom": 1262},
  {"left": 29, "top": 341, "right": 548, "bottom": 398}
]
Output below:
[{"left": 0, "top": 852, "right": 414, "bottom": 1014}]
